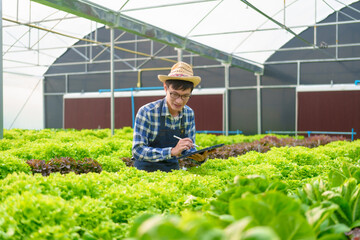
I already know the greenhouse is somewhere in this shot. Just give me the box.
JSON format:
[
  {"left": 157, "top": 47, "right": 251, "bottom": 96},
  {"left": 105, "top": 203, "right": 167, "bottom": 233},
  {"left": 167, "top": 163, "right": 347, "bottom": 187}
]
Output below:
[{"left": 1, "top": 0, "right": 360, "bottom": 239}]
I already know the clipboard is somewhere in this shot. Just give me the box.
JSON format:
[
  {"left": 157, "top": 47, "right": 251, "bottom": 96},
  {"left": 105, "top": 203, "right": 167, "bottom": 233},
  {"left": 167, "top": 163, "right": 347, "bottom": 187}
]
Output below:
[{"left": 176, "top": 144, "right": 224, "bottom": 160}]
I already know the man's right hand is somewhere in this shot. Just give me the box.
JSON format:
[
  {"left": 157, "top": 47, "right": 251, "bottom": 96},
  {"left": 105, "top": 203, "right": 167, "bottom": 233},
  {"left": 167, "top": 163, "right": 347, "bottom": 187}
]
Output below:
[{"left": 171, "top": 137, "right": 195, "bottom": 156}]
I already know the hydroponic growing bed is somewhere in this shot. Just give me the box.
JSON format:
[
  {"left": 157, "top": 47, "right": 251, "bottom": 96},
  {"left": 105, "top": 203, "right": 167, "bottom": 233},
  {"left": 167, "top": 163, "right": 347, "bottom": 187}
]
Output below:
[{"left": 0, "top": 128, "right": 360, "bottom": 240}]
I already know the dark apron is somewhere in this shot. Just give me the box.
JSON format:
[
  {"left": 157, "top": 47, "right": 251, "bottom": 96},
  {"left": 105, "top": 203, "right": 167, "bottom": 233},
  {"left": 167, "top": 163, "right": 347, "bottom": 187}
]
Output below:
[{"left": 134, "top": 101, "right": 185, "bottom": 172}]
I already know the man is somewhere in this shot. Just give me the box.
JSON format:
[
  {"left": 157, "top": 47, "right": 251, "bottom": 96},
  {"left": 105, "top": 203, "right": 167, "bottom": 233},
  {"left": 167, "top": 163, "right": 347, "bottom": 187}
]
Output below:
[{"left": 132, "top": 61, "right": 209, "bottom": 172}]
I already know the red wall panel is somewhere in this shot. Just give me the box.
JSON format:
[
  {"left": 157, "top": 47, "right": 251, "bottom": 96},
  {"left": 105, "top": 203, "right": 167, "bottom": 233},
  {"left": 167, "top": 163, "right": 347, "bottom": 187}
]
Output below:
[
  {"left": 64, "top": 94, "right": 223, "bottom": 131},
  {"left": 298, "top": 90, "right": 360, "bottom": 139},
  {"left": 187, "top": 95, "right": 223, "bottom": 131},
  {"left": 64, "top": 98, "right": 110, "bottom": 129}
]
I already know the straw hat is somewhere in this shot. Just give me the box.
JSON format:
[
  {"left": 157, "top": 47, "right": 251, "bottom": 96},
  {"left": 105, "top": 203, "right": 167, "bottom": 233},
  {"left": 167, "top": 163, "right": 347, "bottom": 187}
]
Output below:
[{"left": 158, "top": 61, "right": 201, "bottom": 87}]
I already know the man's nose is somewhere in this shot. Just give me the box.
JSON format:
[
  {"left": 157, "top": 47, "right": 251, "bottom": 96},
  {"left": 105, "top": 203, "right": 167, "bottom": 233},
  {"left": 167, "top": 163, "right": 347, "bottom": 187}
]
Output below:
[{"left": 175, "top": 97, "right": 184, "bottom": 103}]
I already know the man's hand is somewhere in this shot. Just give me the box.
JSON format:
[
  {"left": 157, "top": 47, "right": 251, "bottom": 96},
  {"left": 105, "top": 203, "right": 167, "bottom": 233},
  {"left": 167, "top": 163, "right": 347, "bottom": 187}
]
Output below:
[
  {"left": 171, "top": 137, "right": 195, "bottom": 157},
  {"left": 187, "top": 148, "right": 217, "bottom": 162},
  {"left": 187, "top": 150, "right": 210, "bottom": 162}
]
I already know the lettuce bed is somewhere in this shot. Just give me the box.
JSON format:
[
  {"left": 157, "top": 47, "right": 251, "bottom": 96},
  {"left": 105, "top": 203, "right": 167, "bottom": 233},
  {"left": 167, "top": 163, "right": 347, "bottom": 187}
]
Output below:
[{"left": 0, "top": 128, "right": 360, "bottom": 239}]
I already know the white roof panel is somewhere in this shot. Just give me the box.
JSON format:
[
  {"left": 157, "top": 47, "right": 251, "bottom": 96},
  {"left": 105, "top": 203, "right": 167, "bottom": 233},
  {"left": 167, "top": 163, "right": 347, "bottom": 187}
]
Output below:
[{"left": 3, "top": 0, "right": 360, "bottom": 76}]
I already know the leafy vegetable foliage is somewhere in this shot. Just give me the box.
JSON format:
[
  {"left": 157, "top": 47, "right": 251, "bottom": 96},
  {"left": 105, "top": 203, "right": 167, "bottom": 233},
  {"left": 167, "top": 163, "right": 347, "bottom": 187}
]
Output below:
[
  {"left": 26, "top": 157, "right": 102, "bottom": 176},
  {"left": 0, "top": 128, "right": 359, "bottom": 239},
  {"left": 209, "top": 135, "right": 346, "bottom": 159}
]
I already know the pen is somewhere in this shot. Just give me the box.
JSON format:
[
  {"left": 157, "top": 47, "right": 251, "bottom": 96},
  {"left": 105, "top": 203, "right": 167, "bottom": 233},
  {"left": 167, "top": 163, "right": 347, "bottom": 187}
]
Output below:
[{"left": 173, "top": 135, "right": 199, "bottom": 148}]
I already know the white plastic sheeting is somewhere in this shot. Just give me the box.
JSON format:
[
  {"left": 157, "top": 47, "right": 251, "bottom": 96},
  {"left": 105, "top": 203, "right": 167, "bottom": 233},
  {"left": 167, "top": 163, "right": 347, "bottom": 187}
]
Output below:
[
  {"left": 3, "top": 0, "right": 98, "bottom": 76},
  {"left": 87, "top": 0, "right": 359, "bottom": 64},
  {"left": 3, "top": 0, "right": 97, "bottom": 128},
  {"left": 3, "top": 0, "right": 359, "bottom": 76},
  {"left": 2, "top": 0, "right": 360, "bottom": 129}
]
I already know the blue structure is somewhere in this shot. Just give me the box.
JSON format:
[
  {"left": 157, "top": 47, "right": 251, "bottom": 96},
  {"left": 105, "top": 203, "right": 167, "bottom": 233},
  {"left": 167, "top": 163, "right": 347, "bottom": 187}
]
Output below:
[
  {"left": 99, "top": 87, "right": 163, "bottom": 127},
  {"left": 266, "top": 129, "right": 357, "bottom": 141}
]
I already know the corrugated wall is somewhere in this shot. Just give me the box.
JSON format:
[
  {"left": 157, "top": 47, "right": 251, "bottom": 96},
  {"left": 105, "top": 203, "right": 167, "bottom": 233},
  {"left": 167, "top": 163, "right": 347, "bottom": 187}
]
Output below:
[
  {"left": 64, "top": 94, "right": 223, "bottom": 131},
  {"left": 298, "top": 90, "right": 360, "bottom": 139}
]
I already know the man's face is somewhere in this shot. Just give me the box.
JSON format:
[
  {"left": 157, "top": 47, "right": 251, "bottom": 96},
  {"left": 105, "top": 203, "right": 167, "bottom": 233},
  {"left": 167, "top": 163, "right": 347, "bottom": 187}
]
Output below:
[{"left": 164, "top": 83, "right": 192, "bottom": 116}]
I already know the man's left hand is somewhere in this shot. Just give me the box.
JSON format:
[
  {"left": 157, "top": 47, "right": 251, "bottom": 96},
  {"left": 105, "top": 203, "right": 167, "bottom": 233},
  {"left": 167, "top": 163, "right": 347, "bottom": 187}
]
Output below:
[{"left": 187, "top": 150, "right": 210, "bottom": 162}]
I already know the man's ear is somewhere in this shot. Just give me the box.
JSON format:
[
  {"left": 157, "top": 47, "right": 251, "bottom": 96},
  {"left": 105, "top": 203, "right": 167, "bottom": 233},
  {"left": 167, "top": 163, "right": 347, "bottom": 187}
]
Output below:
[{"left": 163, "top": 82, "right": 167, "bottom": 92}]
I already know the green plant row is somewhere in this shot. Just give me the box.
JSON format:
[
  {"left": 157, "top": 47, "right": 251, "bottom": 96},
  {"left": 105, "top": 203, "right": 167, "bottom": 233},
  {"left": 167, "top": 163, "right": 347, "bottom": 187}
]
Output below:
[
  {"left": 189, "top": 140, "right": 360, "bottom": 189},
  {"left": 0, "top": 169, "right": 226, "bottom": 239},
  {"left": 128, "top": 161, "right": 360, "bottom": 240},
  {"left": 0, "top": 128, "right": 134, "bottom": 179},
  {"left": 0, "top": 129, "right": 359, "bottom": 239},
  {"left": 0, "top": 128, "right": 295, "bottom": 180}
]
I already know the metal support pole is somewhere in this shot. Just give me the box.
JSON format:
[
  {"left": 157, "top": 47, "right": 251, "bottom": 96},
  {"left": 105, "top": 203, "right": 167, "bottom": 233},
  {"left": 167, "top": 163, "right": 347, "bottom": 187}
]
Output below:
[
  {"left": 256, "top": 73, "right": 261, "bottom": 134},
  {"left": 314, "top": 0, "right": 317, "bottom": 46},
  {"left": 110, "top": 27, "right": 115, "bottom": 135},
  {"left": 295, "top": 61, "right": 300, "bottom": 136},
  {"left": 0, "top": 0, "right": 3, "bottom": 138},
  {"left": 131, "top": 88, "right": 135, "bottom": 128},
  {"left": 283, "top": 0, "right": 286, "bottom": 26},
  {"left": 223, "top": 63, "right": 230, "bottom": 136},
  {"left": 175, "top": 48, "right": 183, "bottom": 62},
  {"left": 43, "top": 78, "right": 46, "bottom": 128},
  {"left": 336, "top": 11, "right": 339, "bottom": 59}
]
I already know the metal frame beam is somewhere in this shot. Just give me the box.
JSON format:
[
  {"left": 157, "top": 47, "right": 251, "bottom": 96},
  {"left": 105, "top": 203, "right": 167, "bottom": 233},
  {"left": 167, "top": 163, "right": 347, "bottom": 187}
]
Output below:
[{"left": 31, "top": 0, "right": 263, "bottom": 74}]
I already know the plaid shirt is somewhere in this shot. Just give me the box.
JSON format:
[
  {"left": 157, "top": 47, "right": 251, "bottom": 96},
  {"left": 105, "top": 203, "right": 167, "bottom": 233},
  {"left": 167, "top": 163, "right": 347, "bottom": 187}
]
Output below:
[{"left": 132, "top": 97, "right": 196, "bottom": 162}]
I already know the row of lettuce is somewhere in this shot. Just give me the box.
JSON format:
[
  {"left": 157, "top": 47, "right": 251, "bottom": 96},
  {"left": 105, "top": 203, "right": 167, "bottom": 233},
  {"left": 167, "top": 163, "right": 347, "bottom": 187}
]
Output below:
[
  {"left": 0, "top": 128, "right": 360, "bottom": 239},
  {"left": 0, "top": 128, "right": 288, "bottom": 179}
]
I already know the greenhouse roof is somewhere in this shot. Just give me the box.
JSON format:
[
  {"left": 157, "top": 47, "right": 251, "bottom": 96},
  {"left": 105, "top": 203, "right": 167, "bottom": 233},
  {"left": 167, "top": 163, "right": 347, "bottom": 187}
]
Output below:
[{"left": 4, "top": 0, "right": 360, "bottom": 77}]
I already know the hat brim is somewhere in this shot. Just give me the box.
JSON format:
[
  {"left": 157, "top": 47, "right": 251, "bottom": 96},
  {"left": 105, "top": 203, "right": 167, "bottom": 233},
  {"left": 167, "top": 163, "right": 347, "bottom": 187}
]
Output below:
[{"left": 158, "top": 75, "right": 201, "bottom": 87}]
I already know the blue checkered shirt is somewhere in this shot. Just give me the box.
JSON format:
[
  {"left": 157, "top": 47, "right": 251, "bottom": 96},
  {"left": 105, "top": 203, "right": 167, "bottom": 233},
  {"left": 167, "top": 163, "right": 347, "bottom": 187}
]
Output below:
[{"left": 132, "top": 97, "right": 196, "bottom": 162}]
